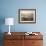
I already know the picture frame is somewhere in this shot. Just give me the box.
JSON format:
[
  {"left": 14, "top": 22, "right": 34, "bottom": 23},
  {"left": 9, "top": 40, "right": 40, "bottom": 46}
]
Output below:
[{"left": 18, "top": 9, "right": 36, "bottom": 23}]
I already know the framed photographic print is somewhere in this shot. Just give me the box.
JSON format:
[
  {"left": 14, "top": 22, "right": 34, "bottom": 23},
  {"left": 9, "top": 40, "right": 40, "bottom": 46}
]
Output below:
[{"left": 18, "top": 9, "right": 36, "bottom": 23}]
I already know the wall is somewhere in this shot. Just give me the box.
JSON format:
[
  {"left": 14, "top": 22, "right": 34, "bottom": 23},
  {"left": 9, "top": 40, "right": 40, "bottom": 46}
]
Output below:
[{"left": 0, "top": 0, "right": 46, "bottom": 32}]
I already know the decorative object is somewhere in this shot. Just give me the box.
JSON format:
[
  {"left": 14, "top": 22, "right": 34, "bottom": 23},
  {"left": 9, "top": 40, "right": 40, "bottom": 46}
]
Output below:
[
  {"left": 18, "top": 9, "right": 36, "bottom": 23},
  {"left": 25, "top": 32, "right": 38, "bottom": 35},
  {"left": 5, "top": 18, "right": 14, "bottom": 35}
]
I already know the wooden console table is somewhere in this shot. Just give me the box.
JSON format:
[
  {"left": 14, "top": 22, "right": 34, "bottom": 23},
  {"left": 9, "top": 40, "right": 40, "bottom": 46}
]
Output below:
[{"left": 4, "top": 32, "right": 43, "bottom": 46}]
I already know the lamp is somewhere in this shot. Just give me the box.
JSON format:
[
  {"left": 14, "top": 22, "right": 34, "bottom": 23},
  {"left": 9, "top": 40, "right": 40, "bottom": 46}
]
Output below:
[{"left": 5, "top": 18, "right": 14, "bottom": 35}]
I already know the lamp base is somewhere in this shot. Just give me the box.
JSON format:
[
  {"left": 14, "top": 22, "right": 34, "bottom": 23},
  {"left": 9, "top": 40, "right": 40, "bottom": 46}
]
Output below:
[{"left": 8, "top": 32, "right": 11, "bottom": 35}]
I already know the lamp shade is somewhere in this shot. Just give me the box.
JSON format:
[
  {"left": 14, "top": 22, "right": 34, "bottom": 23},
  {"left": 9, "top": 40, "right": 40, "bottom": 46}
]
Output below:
[{"left": 5, "top": 18, "right": 14, "bottom": 25}]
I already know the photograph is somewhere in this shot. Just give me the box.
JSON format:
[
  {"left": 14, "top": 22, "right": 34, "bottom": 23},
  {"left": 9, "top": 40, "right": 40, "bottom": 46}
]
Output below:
[{"left": 19, "top": 9, "right": 36, "bottom": 23}]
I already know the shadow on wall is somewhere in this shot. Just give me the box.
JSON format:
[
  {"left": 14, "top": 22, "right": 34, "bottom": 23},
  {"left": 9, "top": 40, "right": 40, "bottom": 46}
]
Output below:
[{"left": 0, "top": 16, "right": 5, "bottom": 46}]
